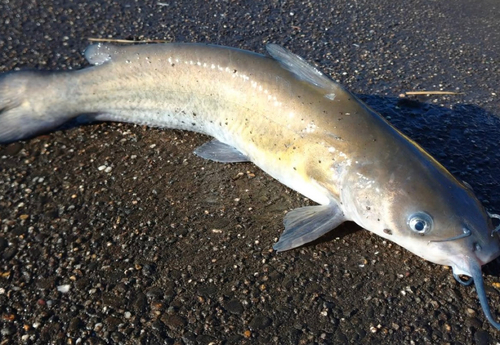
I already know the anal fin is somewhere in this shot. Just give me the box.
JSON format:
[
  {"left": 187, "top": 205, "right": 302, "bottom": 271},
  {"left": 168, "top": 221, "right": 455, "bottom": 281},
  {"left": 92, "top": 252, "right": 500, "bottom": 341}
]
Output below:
[
  {"left": 273, "top": 204, "right": 345, "bottom": 252},
  {"left": 194, "top": 140, "right": 249, "bottom": 163}
]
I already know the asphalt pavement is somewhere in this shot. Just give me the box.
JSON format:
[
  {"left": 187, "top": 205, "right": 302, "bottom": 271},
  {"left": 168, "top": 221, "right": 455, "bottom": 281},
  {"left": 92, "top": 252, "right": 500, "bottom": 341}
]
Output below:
[{"left": 0, "top": 0, "right": 499, "bottom": 344}]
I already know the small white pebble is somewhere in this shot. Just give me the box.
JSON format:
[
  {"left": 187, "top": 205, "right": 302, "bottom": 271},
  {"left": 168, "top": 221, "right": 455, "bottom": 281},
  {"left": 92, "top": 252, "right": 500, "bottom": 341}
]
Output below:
[
  {"left": 57, "top": 284, "right": 71, "bottom": 293},
  {"left": 104, "top": 166, "right": 112, "bottom": 173},
  {"left": 98, "top": 165, "right": 106, "bottom": 171},
  {"left": 124, "top": 311, "right": 132, "bottom": 319}
]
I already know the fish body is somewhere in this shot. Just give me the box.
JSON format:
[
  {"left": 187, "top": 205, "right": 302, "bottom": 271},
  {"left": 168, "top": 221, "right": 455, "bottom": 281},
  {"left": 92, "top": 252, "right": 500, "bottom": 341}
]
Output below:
[{"left": 1, "top": 43, "right": 500, "bottom": 329}]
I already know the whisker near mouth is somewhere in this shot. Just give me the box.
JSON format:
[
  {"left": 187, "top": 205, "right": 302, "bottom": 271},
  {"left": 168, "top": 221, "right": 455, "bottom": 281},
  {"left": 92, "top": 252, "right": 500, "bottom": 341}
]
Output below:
[
  {"left": 428, "top": 227, "right": 471, "bottom": 243},
  {"left": 489, "top": 213, "right": 500, "bottom": 237},
  {"left": 453, "top": 273, "right": 473, "bottom": 286},
  {"left": 469, "top": 261, "right": 500, "bottom": 330}
]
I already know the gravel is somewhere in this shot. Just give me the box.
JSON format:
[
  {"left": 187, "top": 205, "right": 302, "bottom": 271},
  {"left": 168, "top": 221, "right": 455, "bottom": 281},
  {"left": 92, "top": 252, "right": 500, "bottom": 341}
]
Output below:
[{"left": 0, "top": 0, "right": 499, "bottom": 344}]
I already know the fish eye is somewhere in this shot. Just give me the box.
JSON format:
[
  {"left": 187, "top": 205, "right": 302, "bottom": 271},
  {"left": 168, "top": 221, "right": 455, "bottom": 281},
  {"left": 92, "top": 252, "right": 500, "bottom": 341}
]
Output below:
[{"left": 407, "top": 212, "right": 433, "bottom": 234}]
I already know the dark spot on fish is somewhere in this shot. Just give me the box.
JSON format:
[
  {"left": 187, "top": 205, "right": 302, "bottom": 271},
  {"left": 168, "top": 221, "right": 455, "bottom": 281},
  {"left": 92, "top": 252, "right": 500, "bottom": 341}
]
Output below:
[
  {"left": 233, "top": 69, "right": 237, "bottom": 73},
  {"left": 171, "top": 63, "right": 175, "bottom": 67},
  {"left": 293, "top": 167, "right": 296, "bottom": 170},
  {"left": 192, "top": 123, "right": 196, "bottom": 126},
  {"left": 318, "top": 160, "right": 322, "bottom": 163},
  {"left": 366, "top": 206, "right": 371, "bottom": 210},
  {"left": 377, "top": 218, "right": 380, "bottom": 221},
  {"left": 383, "top": 229, "right": 392, "bottom": 235},
  {"left": 192, "top": 112, "right": 197, "bottom": 117}
]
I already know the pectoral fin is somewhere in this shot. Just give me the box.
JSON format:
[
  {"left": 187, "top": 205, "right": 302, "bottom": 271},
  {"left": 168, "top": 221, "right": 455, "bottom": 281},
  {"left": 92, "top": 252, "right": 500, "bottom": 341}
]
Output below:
[
  {"left": 194, "top": 140, "right": 250, "bottom": 163},
  {"left": 273, "top": 204, "right": 345, "bottom": 252}
]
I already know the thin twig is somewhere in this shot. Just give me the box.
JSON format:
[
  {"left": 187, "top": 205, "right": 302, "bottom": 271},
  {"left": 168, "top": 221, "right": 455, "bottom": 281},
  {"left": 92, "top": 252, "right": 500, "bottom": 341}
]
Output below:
[
  {"left": 404, "top": 91, "right": 464, "bottom": 96},
  {"left": 87, "top": 38, "right": 169, "bottom": 43}
]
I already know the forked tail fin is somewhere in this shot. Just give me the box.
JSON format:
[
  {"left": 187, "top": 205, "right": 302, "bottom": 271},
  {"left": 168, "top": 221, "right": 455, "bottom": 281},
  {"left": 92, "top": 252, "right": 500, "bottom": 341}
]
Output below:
[{"left": 0, "top": 71, "right": 74, "bottom": 143}]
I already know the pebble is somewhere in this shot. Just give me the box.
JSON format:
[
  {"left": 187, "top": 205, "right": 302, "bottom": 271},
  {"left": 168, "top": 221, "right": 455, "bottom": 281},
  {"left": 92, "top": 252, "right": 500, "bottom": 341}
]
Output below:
[
  {"left": 105, "top": 316, "right": 121, "bottom": 331},
  {"left": 474, "top": 330, "right": 491, "bottom": 345},
  {"left": 162, "top": 314, "right": 187, "bottom": 330},
  {"left": 133, "top": 292, "right": 148, "bottom": 312},
  {"left": 225, "top": 299, "right": 244, "bottom": 314},
  {"left": 2, "top": 247, "right": 17, "bottom": 260},
  {"left": 466, "top": 308, "right": 477, "bottom": 317},
  {"left": 249, "top": 315, "right": 272, "bottom": 330},
  {"left": 0, "top": 238, "right": 7, "bottom": 251},
  {"left": 145, "top": 286, "right": 164, "bottom": 299},
  {"left": 68, "top": 317, "right": 83, "bottom": 333},
  {"left": 1, "top": 324, "right": 16, "bottom": 336},
  {"left": 57, "top": 284, "right": 71, "bottom": 293}
]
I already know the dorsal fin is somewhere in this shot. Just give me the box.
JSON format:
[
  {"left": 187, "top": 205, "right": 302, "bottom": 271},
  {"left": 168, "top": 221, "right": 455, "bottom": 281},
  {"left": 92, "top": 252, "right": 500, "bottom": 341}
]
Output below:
[
  {"left": 266, "top": 44, "right": 341, "bottom": 93},
  {"left": 84, "top": 43, "right": 120, "bottom": 66}
]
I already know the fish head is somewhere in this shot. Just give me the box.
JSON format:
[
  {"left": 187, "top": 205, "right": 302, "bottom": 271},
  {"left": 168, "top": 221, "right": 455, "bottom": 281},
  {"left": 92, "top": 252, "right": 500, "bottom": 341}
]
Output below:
[
  {"left": 343, "top": 151, "right": 500, "bottom": 272},
  {"left": 399, "top": 183, "right": 500, "bottom": 274},
  {"left": 341, "top": 145, "right": 500, "bottom": 329}
]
